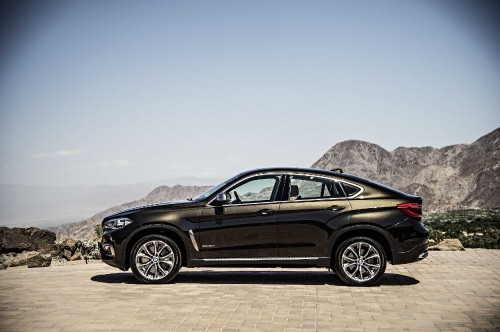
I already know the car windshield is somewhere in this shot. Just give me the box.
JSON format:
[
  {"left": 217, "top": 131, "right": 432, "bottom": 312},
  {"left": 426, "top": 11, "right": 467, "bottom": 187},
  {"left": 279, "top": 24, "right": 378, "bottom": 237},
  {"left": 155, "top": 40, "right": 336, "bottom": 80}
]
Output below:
[{"left": 193, "top": 173, "right": 242, "bottom": 201}]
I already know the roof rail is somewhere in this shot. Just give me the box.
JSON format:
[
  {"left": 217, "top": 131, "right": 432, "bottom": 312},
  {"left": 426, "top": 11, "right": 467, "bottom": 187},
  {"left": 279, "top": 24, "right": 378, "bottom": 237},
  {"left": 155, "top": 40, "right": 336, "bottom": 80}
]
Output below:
[{"left": 330, "top": 168, "right": 343, "bottom": 173}]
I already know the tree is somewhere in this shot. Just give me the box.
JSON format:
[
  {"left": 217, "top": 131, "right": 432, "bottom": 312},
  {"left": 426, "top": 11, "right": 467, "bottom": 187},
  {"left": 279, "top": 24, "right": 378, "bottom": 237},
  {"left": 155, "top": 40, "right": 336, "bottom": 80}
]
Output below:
[{"left": 95, "top": 224, "right": 102, "bottom": 239}]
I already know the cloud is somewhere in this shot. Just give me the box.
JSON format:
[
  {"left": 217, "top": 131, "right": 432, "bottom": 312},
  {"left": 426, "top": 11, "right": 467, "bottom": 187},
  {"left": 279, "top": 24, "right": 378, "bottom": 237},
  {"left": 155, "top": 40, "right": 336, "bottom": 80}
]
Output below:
[
  {"left": 30, "top": 149, "right": 82, "bottom": 159},
  {"left": 90, "top": 160, "right": 132, "bottom": 169}
]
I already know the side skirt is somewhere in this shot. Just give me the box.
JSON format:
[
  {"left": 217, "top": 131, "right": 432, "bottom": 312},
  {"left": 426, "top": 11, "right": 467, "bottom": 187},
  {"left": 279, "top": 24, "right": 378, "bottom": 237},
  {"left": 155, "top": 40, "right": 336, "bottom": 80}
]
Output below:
[{"left": 187, "top": 257, "right": 331, "bottom": 268}]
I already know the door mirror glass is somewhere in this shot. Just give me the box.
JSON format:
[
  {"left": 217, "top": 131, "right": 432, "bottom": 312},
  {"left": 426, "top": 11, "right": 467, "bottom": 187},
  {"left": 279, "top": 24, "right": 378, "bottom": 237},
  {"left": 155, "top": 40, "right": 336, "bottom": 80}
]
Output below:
[{"left": 216, "top": 192, "right": 231, "bottom": 204}]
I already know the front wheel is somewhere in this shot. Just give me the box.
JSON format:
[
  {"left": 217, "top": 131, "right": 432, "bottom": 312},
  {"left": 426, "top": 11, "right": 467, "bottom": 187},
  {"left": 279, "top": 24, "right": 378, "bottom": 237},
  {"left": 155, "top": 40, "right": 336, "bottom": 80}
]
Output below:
[
  {"left": 130, "top": 234, "right": 182, "bottom": 284},
  {"left": 334, "top": 236, "right": 386, "bottom": 286}
]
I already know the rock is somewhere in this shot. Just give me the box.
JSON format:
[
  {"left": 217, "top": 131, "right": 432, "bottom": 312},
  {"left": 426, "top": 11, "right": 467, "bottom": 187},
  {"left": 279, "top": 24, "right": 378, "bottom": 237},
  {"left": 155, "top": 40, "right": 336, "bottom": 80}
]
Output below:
[
  {"left": 62, "top": 249, "right": 72, "bottom": 260},
  {"left": 60, "top": 238, "right": 77, "bottom": 252},
  {"left": 0, "top": 227, "right": 56, "bottom": 254},
  {"left": 27, "top": 253, "right": 52, "bottom": 268},
  {"left": 9, "top": 251, "right": 40, "bottom": 267},
  {"left": 0, "top": 251, "right": 40, "bottom": 268},
  {"left": 429, "top": 238, "right": 465, "bottom": 251},
  {"left": 70, "top": 252, "right": 83, "bottom": 261}
]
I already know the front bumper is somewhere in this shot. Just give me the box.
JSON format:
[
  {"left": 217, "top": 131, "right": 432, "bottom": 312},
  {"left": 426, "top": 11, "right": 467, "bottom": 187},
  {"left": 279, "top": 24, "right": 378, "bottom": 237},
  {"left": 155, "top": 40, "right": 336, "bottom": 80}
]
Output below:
[{"left": 99, "top": 233, "right": 128, "bottom": 270}]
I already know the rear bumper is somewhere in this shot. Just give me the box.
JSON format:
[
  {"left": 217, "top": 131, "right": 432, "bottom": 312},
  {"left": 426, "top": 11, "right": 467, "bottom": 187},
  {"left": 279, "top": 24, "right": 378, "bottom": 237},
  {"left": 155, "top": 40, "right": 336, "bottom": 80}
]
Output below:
[{"left": 391, "top": 239, "right": 429, "bottom": 265}]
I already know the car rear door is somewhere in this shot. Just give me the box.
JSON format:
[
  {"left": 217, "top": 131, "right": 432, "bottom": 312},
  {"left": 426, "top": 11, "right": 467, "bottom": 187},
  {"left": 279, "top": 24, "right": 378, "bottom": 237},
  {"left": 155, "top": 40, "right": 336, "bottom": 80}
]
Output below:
[{"left": 277, "top": 174, "right": 352, "bottom": 258}]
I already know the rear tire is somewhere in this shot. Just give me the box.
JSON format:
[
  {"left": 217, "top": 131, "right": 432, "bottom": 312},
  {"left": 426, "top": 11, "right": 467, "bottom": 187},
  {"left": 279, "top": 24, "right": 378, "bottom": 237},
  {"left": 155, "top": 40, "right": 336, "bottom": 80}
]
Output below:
[
  {"left": 130, "top": 234, "right": 182, "bottom": 284},
  {"left": 334, "top": 236, "right": 386, "bottom": 286}
]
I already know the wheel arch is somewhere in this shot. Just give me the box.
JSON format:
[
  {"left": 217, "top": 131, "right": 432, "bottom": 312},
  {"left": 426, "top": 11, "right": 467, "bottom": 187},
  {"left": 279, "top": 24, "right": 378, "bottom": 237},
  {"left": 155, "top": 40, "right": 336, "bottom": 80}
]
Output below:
[
  {"left": 328, "top": 224, "right": 394, "bottom": 264},
  {"left": 124, "top": 224, "right": 189, "bottom": 270}
]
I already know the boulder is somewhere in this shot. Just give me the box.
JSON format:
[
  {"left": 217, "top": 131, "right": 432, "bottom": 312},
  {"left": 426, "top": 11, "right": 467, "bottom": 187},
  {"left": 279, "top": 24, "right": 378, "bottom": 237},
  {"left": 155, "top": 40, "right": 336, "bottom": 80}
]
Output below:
[
  {"left": 0, "top": 227, "right": 56, "bottom": 254},
  {"left": 27, "top": 253, "right": 52, "bottom": 268},
  {"left": 60, "top": 238, "right": 77, "bottom": 252},
  {"left": 429, "top": 238, "right": 465, "bottom": 251},
  {"left": 9, "top": 251, "right": 40, "bottom": 267},
  {"left": 62, "top": 249, "right": 72, "bottom": 260},
  {"left": 0, "top": 251, "right": 40, "bottom": 269},
  {"left": 70, "top": 252, "right": 83, "bottom": 261}
]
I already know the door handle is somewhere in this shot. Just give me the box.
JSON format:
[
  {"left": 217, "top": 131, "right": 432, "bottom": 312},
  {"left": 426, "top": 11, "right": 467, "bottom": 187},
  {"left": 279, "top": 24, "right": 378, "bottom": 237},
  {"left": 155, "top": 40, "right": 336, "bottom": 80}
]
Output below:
[
  {"left": 328, "top": 205, "right": 345, "bottom": 212},
  {"left": 259, "top": 209, "right": 274, "bottom": 215}
]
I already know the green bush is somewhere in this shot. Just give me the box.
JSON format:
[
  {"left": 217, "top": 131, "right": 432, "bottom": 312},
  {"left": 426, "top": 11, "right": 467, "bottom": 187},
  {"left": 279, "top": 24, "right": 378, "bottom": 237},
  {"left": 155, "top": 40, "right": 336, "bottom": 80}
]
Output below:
[{"left": 423, "top": 209, "right": 500, "bottom": 249}]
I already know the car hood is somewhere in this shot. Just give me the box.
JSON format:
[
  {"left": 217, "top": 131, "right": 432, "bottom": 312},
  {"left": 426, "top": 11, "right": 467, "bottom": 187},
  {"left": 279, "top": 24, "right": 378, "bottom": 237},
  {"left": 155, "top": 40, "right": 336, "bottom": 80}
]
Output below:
[{"left": 104, "top": 200, "right": 196, "bottom": 220}]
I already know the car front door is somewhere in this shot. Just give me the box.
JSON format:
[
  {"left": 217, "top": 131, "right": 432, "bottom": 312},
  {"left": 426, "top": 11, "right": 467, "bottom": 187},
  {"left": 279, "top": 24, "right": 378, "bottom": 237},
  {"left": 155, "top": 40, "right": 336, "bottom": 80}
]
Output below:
[
  {"left": 277, "top": 174, "right": 352, "bottom": 258},
  {"left": 198, "top": 174, "right": 283, "bottom": 259}
]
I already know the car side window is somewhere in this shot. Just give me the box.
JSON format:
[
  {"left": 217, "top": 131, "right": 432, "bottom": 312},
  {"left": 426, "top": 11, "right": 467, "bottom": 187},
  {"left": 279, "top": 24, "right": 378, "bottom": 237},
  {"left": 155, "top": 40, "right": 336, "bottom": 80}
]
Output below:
[
  {"left": 288, "top": 175, "right": 344, "bottom": 200},
  {"left": 341, "top": 182, "right": 362, "bottom": 197},
  {"left": 226, "top": 176, "right": 280, "bottom": 204}
]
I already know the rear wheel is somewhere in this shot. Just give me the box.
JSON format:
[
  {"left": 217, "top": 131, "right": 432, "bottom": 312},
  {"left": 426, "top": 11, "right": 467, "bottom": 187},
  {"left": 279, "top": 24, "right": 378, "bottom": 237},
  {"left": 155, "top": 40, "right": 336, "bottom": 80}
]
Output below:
[
  {"left": 334, "top": 236, "right": 386, "bottom": 286},
  {"left": 130, "top": 234, "right": 182, "bottom": 284}
]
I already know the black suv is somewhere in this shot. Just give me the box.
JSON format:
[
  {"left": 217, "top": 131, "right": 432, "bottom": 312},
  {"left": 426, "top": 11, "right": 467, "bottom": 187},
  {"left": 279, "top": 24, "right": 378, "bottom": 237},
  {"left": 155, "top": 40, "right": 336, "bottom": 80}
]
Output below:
[{"left": 99, "top": 167, "right": 428, "bottom": 286}]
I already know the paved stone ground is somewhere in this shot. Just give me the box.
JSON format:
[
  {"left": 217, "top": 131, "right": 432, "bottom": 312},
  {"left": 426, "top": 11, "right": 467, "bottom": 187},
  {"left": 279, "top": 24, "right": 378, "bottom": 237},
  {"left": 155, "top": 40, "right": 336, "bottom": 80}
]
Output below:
[{"left": 0, "top": 250, "right": 499, "bottom": 332}]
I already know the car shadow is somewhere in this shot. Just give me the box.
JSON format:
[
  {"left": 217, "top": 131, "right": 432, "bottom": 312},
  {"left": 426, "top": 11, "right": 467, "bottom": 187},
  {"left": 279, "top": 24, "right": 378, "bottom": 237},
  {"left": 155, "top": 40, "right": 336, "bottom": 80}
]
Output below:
[{"left": 91, "top": 270, "right": 419, "bottom": 286}]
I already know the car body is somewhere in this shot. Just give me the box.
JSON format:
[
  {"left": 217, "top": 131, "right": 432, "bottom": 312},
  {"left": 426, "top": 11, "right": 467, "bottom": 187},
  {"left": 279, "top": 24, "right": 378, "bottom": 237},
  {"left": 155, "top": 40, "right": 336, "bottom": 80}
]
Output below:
[{"left": 99, "top": 167, "right": 429, "bottom": 285}]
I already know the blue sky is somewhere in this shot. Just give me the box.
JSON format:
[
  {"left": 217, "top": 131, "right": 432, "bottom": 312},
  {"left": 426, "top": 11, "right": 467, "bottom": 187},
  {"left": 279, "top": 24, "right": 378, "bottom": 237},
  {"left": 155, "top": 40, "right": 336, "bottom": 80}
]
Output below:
[{"left": 1, "top": 0, "right": 499, "bottom": 186}]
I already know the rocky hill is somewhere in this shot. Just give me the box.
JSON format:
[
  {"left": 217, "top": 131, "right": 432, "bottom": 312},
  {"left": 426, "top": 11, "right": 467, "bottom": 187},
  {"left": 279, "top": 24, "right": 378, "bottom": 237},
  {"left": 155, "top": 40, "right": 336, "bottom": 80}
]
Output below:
[
  {"left": 50, "top": 185, "right": 210, "bottom": 240},
  {"left": 312, "top": 128, "right": 500, "bottom": 212}
]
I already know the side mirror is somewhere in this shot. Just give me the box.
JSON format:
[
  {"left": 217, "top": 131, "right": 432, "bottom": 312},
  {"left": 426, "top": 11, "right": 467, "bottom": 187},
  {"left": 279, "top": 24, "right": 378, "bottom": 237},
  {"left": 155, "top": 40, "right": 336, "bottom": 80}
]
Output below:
[{"left": 216, "top": 192, "right": 231, "bottom": 204}]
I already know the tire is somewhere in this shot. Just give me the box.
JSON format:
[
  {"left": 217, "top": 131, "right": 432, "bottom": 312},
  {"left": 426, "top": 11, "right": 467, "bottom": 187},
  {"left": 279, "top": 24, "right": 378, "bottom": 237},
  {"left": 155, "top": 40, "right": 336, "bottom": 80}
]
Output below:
[
  {"left": 334, "top": 236, "right": 386, "bottom": 286},
  {"left": 130, "top": 234, "right": 182, "bottom": 284}
]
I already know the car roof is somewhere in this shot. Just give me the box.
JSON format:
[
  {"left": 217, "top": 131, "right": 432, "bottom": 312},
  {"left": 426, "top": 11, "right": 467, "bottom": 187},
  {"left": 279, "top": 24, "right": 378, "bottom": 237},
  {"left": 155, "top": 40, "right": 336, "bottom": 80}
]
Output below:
[{"left": 243, "top": 167, "right": 353, "bottom": 179}]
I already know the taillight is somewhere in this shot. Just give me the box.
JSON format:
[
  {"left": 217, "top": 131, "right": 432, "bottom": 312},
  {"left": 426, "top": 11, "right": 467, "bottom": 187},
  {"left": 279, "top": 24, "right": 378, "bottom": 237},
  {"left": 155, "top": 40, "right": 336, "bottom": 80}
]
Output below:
[{"left": 397, "top": 202, "right": 422, "bottom": 219}]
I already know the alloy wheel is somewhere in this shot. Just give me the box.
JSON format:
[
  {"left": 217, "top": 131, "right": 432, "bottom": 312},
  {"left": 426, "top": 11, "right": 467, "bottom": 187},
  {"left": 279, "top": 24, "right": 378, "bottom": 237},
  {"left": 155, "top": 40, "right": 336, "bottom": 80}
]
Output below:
[
  {"left": 135, "top": 240, "right": 175, "bottom": 281},
  {"left": 341, "top": 241, "right": 381, "bottom": 282}
]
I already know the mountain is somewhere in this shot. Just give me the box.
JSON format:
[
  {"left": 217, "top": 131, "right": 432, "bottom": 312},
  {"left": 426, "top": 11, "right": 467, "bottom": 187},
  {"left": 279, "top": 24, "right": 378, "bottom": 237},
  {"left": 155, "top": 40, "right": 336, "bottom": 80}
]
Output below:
[
  {"left": 312, "top": 128, "right": 500, "bottom": 212},
  {"left": 50, "top": 185, "right": 211, "bottom": 240}
]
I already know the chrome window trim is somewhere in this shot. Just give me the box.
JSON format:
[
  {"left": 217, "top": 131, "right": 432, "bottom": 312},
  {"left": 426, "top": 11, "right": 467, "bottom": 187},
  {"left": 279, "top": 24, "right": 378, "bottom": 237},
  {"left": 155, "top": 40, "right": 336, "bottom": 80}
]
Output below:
[
  {"left": 205, "top": 171, "right": 364, "bottom": 207},
  {"left": 275, "top": 196, "right": 349, "bottom": 204},
  {"left": 203, "top": 196, "right": 349, "bottom": 209},
  {"left": 205, "top": 200, "right": 282, "bottom": 209}
]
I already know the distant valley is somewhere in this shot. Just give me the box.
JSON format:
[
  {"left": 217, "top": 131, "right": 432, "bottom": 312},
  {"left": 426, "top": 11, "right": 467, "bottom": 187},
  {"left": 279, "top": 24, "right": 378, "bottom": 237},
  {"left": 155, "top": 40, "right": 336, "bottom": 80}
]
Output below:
[{"left": 0, "top": 177, "right": 221, "bottom": 228}]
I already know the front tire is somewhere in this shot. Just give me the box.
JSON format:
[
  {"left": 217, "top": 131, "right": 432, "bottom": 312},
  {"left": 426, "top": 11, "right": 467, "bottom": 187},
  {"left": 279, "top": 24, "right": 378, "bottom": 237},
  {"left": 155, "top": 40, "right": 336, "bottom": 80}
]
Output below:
[
  {"left": 334, "top": 236, "right": 386, "bottom": 286},
  {"left": 130, "top": 234, "right": 182, "bottom": 284}
]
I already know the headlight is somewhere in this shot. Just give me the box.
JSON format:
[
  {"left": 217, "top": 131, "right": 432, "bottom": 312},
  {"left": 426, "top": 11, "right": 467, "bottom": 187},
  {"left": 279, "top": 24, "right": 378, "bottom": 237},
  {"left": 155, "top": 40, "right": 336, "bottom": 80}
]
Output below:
[{"left": 103, "top": 218, "right": 133, "bottom": 230}]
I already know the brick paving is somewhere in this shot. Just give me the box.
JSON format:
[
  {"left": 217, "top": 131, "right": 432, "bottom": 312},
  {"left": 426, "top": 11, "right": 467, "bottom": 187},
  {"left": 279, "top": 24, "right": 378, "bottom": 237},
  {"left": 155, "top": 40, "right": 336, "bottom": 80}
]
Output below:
[{"left": 0, "top": 250, "right": 499, "bottom": 331}]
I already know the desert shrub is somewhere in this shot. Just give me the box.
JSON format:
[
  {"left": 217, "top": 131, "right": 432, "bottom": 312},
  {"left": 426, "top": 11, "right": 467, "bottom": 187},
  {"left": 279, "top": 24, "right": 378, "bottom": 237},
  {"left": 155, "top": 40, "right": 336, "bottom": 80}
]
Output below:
[
  {"left": 76, "top": 240, "right": 100, "bottom": 260},
  {"left": 424, "top": 209, "right": 500, "bottom": 249}
]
